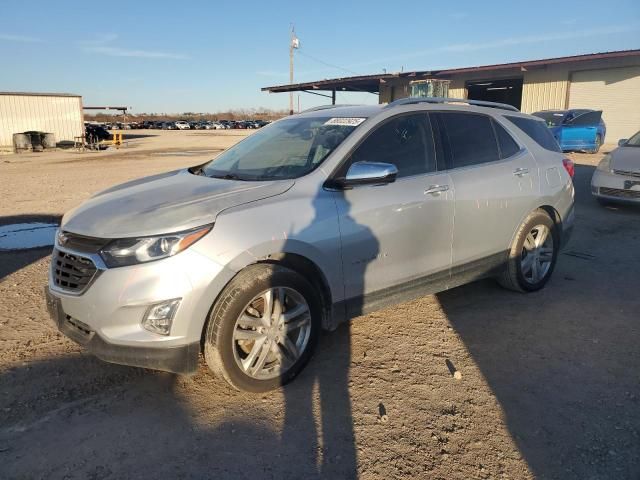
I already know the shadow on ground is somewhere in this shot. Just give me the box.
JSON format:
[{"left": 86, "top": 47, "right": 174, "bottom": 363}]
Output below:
[
  {"left": 0, "top": 325, "right": 357, "bottom": 479},
  {"left": 0, "top": 214, "right": 61, "bottom": 281},
  {"left": 437, "top": 163, "right": 640, "bottom": 479}
]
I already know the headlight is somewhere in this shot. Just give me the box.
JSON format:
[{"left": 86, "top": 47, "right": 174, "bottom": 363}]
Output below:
[
  {"left": 100, "top": 225, "right": 211, "bottom": 268},
  {"left": 596, "top": 154, "right": 612, "bottom": 173}
]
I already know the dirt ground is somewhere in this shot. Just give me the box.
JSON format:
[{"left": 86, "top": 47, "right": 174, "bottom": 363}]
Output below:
[{"left": 1, "top": 131, "right": 638, "bottom": 480}]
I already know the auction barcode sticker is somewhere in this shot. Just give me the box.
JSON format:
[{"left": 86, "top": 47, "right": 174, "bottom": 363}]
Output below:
[{"left": 324, "top": 117, "right": 366, "bottom": 126}]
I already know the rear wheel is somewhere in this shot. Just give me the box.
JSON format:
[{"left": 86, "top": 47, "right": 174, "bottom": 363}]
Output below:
[
  {"left": 498, "top": 210, "right": 559, "bottom": 292},
  {"left": 592, "top": 134, "right": 602, "bottom": 154},
  {"left": 204, "top": 264, "right": 321, "bottom": 392}
]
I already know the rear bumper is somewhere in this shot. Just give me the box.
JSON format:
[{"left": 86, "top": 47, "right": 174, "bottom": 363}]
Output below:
[{"left": 46, "top": 287, "right": 200, "bottom": 374}]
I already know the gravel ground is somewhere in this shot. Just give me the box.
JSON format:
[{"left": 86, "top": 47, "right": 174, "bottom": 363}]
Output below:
[{"left": 1, "top": 132, "right": 639, "bottom": 479}]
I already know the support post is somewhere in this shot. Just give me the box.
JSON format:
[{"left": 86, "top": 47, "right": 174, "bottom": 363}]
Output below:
[
  {"left": 332, "top": 89, "right": 336, "bottom": 105},
  {"left": 289, "top": 26, "right": 295, "bottom": 115}
]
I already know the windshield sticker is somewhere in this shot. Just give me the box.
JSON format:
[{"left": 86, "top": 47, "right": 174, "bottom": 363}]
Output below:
[{"left": 324, "top": 117, "right": 366, "bottom": 127}]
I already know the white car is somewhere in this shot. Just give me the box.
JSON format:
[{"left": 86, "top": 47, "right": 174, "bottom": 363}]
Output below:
[
  {"left": 175, "top": 121, "right": 191, "bottom": 130},
  {"left": 591, "top": 131, "right": 640, "bottom": 205}
]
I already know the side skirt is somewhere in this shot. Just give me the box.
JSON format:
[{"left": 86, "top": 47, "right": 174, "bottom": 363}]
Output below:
[{"left": 329, "top": 251, "right": 508, "bottom": 328}]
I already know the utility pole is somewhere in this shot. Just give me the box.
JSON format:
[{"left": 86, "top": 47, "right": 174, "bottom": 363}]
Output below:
[{"left": 289, "top": 25, "right": 299, "bottom": 115}]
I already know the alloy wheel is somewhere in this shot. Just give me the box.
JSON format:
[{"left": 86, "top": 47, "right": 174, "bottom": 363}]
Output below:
[
  {"left": 520, "top": 224, "right": 554, "bottom": 284},
  {"left": 232, "top": 287, "right": 311, "bottom": 380}
]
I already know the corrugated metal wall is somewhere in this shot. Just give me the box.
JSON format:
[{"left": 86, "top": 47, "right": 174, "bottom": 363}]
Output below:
[
  {"left": 448, "top": 79, "right": 466, "bottom": 99},
  {"left": 0, "top": 94, "right": 83, "bottom": 148},
  {"left": 569, "top": 66, "right": 640, "bottom": 141},
  {"left": 521, "top": 69, "right": 568, "bottom": 113}
]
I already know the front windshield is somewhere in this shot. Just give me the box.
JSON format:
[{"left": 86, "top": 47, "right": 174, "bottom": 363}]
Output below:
[
  {"left": 532, "top": 111, "right": 566, "bottom": 127},
  {"left": 199, "top": 116, "right": 363, "bottom": 180},
  {"left": 624, "top": 131, "right": 640, "bottom": 147}
]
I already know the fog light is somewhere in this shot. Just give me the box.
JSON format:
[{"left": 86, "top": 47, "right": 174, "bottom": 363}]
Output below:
[{"left": 142, "top": 299, "right": 181, "bottom": 335}]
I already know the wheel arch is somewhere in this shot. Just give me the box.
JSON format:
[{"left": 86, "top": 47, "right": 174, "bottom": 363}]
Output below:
[
  {"left": 257, "top": 252, "right": 333, "bottom": 329},
  {"left": 199, "top": 249, "right": 336, "bottom": 350},
  {"left": 507, "top": 204, "right": 563, "bottom": 255},
  {"left": 538, "top": 204, "right": 562, "bottom": 231}
]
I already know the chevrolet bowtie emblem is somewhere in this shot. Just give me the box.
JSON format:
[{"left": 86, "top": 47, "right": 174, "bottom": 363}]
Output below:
[{"left": 57, "top": 231, "right": 68, "bottom": 246}]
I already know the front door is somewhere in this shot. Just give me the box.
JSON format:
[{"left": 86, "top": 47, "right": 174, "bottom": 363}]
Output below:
[{"left": 332, "top": 113, "right": 454, "bottom": 313}]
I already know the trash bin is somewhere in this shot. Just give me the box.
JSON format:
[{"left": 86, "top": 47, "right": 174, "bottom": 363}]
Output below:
[
  {"left": 42, "top": 133, "right": 56, "bottom": 149},
  {"left": 23, "top": 131, "right": 44, "bottom": 152},
  {"left": 13, "top": 133, "right": 31, "bottom": 153}
]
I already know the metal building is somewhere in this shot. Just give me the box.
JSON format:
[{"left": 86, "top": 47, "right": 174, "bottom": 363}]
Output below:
[
  {"left": 0, "top": 92, "right": 83, "bottom": 152},
  {"left": 263, "top": 49, "right": 640, "bottom": 142}
]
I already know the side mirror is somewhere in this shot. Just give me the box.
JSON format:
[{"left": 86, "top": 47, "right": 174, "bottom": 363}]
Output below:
[
  {"left": 337, "top": 161, "right": 398, "bottom": 188},
  {"left": 618, "top": 139, "right": 628, "bottom": 147}
]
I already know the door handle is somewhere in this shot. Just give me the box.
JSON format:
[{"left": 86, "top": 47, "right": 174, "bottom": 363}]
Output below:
[
  {"left": 513, "top": 167, "right": 529, "bottom": 177},
  {"left": 424, "top": 184, "right": 449, "bottom": 195}
]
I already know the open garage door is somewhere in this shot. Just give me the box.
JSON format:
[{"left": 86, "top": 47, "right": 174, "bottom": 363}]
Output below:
[
  {"left": 569, "top": 66, "right": 640, "bottom": 143},
  {"left": 466, "top": 78, "right": 523, "bottom": 110}
]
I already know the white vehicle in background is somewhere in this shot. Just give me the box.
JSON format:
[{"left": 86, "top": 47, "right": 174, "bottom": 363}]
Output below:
[
  {"left": 175, "top": 121, "right": 191, "bottom": 130},
  {"left": 591, "top": 130, "right": 640, "bottom": 205}
]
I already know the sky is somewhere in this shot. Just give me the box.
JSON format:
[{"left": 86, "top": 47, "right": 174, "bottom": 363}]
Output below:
[{"left": 1, "top": 0, "right": 639, "bottom": 114}]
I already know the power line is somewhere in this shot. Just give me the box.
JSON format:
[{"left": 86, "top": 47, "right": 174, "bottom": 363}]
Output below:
[{"left": 296, "top": 50, "right": 360, "bottom": 77}]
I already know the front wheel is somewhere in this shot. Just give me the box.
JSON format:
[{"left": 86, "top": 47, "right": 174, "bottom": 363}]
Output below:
[
  {"left": 591, "top": 134, "right": 602, "bottom": 154},
  {"left": 498, "top": 210, "right": 559, "bottom": 292},
  {"left": 204, "top": 264, "right": 321, "bottom": 392}
]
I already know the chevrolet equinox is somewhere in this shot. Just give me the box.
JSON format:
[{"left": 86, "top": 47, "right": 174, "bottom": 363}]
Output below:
[{"left": 46, "top": 98, "right": 575, "bottom": 392}]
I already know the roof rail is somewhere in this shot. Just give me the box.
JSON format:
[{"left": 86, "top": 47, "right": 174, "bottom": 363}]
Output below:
[
  {"left": 300, "top": 104, "right": 356, "bottom": 113},
  {"left": 385, "top": 97, "right": 520, "bottom": 112}
]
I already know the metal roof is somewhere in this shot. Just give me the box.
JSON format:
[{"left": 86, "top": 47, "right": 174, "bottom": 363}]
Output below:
[
  {"left": 0, "top": 91, "right": 81, "bottom": 97},
  {"left": 262, "top": 49, "right": 640, "bottom": 93}
]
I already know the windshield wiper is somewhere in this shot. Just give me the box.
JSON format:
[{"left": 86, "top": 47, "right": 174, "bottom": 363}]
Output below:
[{"left": 209, "top": 173, "right": 247, "bottom": 181}]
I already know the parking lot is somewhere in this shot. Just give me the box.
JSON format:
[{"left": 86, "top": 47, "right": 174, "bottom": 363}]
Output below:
[{"left": 1, "top": 131, "right": 639, "bottom": 479}]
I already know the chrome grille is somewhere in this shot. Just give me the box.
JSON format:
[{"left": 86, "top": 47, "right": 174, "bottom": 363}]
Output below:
[
  {"left": 613, "top": 170, "right": 640, "bottom": 178},
  {"left": 52, "top": 249, "right": 98, "bottom": 293},
  {"left": 599, "top": 187, "right": 640, "bottom": 199}
]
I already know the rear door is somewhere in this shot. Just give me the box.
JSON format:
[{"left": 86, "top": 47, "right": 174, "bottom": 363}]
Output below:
[
  {"left": 431, "top": 111, "right": 540, "bottom": 277},
  {"left": 333, "top": 113, "right": 454, "bottom": 310}
]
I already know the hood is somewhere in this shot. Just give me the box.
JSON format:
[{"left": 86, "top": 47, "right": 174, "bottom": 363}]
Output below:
[
  {"left": 61, "top": 169, "right": 294, "bottom": 238},
  {"left": 610, "top": 147, "right": 640, "bottom": 173}
]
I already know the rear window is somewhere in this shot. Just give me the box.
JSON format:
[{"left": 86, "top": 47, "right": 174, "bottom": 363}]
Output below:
[
  {"left": 435, "top": 112, "right": 500, "bottom": 169},
  {"left": 492, "top": 120, "right": 520, "bottom": 159},
  {"left": 532, "top": 111, "right": 566, "bottom": 126},
  {"left": 505, "top": 116, "right": 561, "bottom": 153}
]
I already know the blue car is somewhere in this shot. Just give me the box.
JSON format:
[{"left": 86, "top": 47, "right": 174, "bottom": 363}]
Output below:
[{"left": 532, "top": 109, "right": 606, "bottom": 153}]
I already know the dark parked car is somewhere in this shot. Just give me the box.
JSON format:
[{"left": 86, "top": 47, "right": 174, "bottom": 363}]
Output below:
[{"left": 532, "top": 109, "right": 606, "bottom": 153}]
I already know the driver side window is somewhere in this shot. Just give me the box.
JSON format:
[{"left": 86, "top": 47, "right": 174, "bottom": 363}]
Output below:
[{"left": 349, "top": 114, "right": 436, "bottom": 178}]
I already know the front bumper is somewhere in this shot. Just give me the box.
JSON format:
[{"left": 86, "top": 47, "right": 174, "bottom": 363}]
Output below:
[
  {"left": 45, "top": 232, "right": 238, "bottom": 374},
  {"left": 46, "top": 287, "right": 200, "bottom": 374},
  {"left": 591, "top": 169, "right": 640, "bottom": 203}
]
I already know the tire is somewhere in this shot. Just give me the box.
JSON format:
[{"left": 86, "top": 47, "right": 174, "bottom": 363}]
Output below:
[
  {"left": 592, "top": 134, "right": 602, "bottom": 154},
  {"left": 498, "top": 210, "right": 559, "bottom": 292},
  {"left": 204, "top": 264, "right": 321, "bottom": 392}
]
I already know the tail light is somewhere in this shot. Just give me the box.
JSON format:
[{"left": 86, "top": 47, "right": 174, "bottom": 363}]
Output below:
[{"left": 562, "top": 158, "right": 575, "bottom": 178}]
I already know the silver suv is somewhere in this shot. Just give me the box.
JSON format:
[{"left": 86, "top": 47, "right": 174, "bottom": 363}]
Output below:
[{"left": 46, "top": 98, "right": 575, "bottom": 392}]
